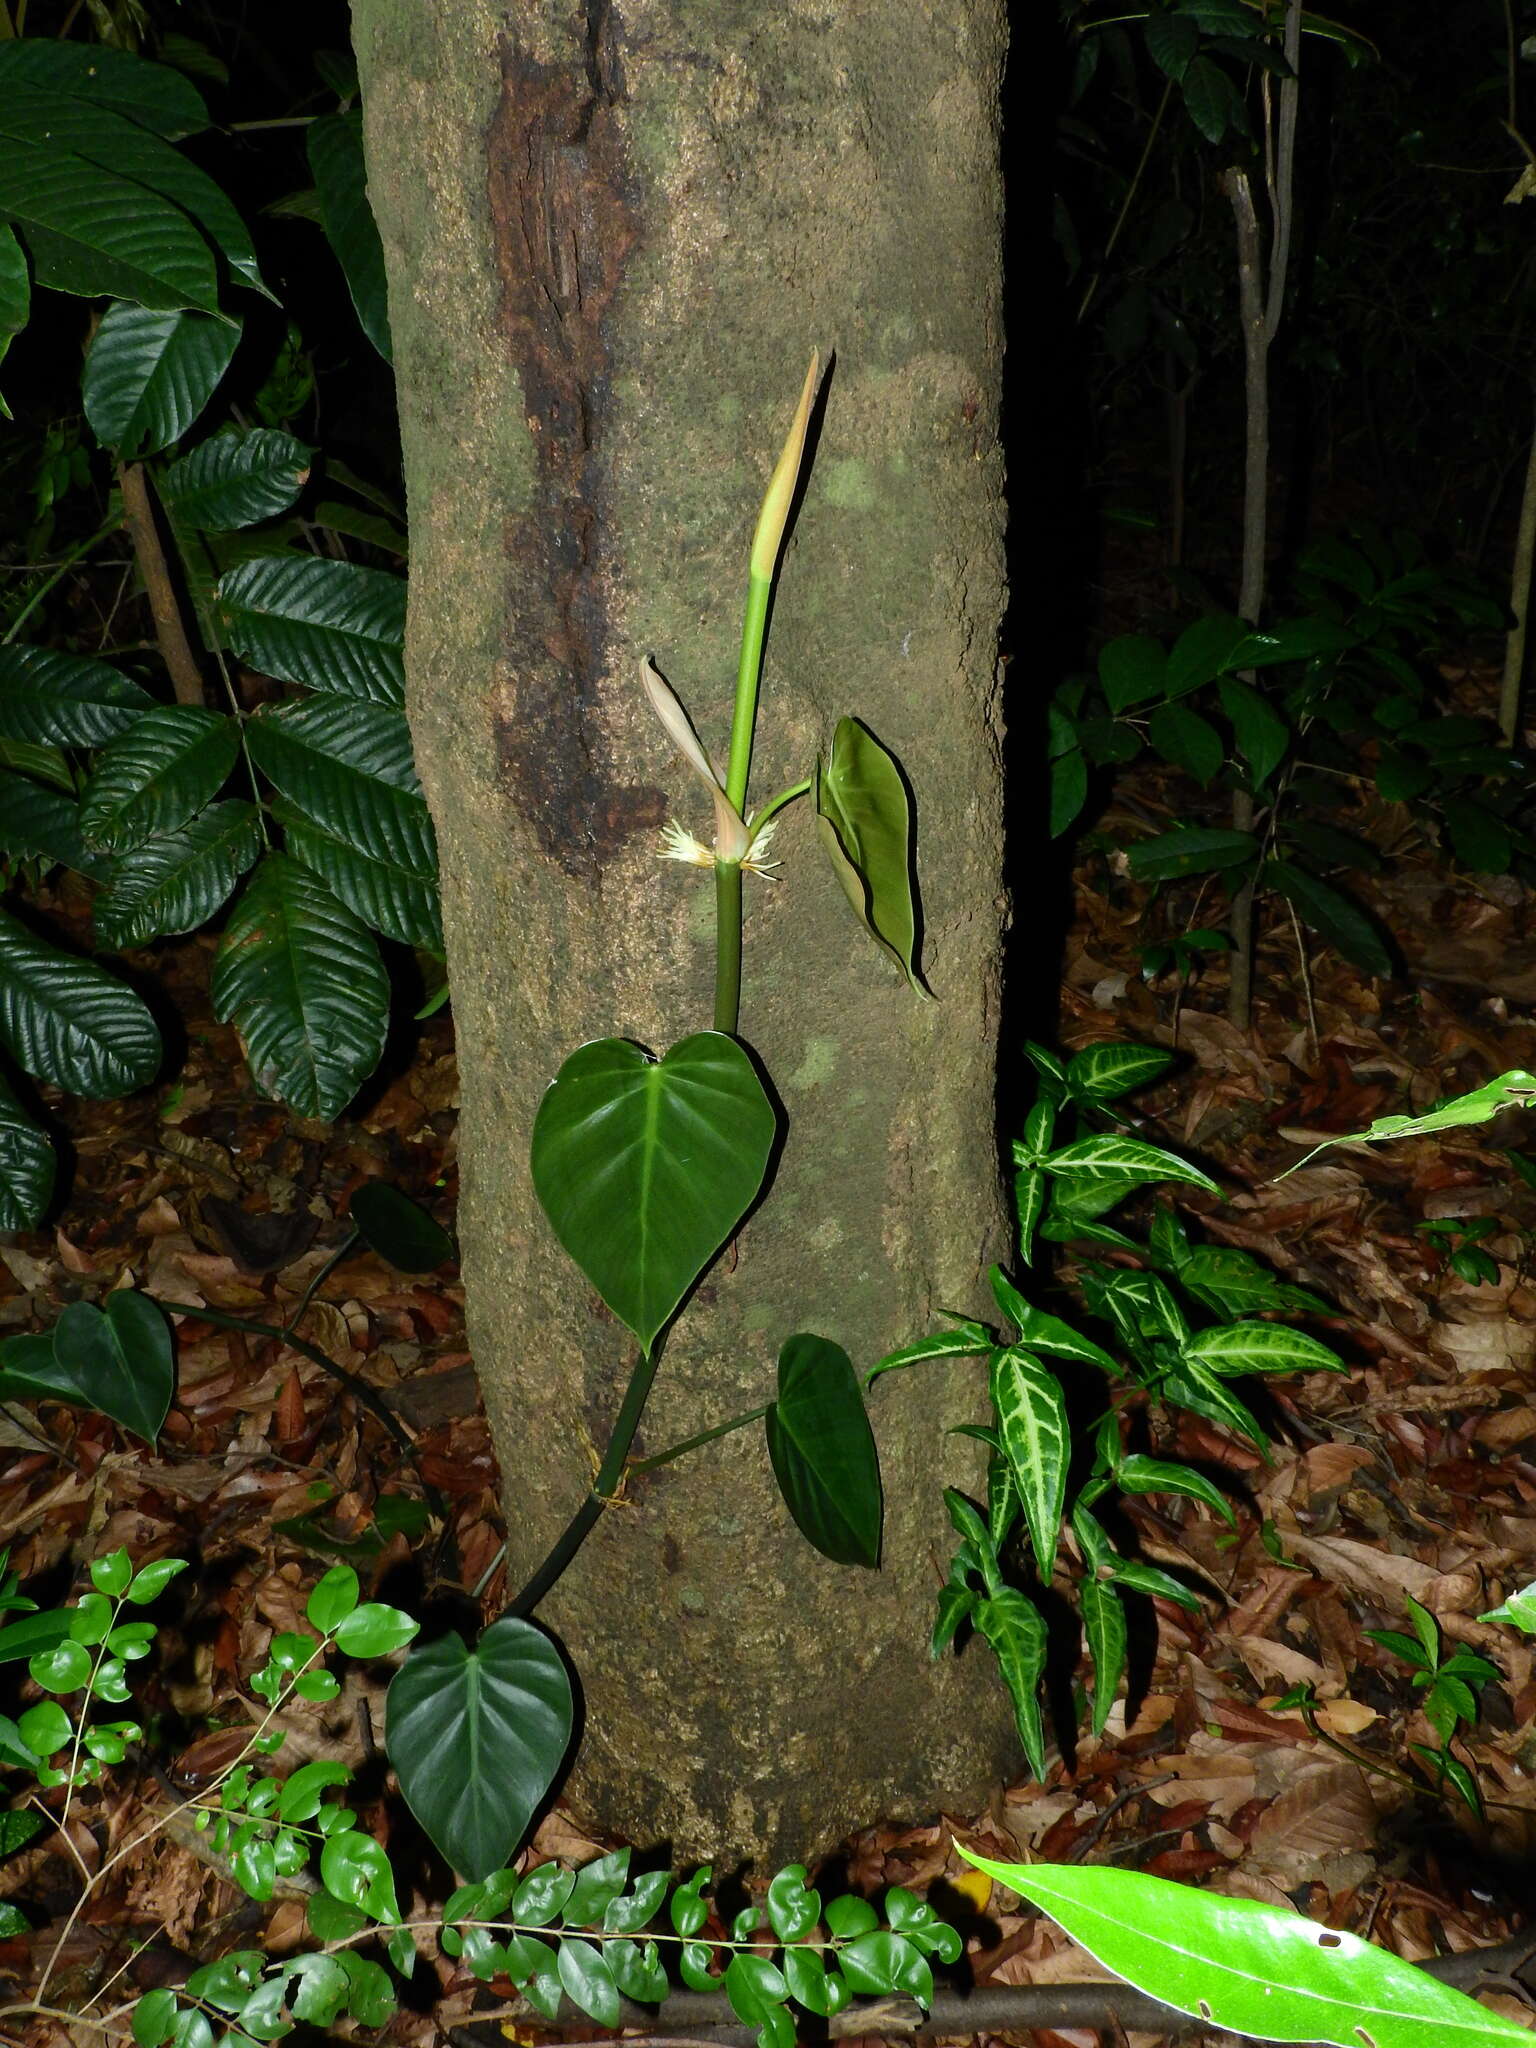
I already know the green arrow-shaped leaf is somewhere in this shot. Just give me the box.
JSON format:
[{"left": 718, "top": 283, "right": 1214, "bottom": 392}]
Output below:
[{"left": 989, "top": 1345, "right": 1068, "bottom": 1579}]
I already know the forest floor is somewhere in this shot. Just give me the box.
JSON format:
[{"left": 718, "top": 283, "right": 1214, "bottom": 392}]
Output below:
[{"left": 7, "top": 650, "right": 1536, "bottom": 2045}]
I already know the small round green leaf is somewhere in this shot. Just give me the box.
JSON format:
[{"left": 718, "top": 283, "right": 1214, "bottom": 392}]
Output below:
[
  {"left": 333, "top": 1602, "right": 418, "bottom": 1659},
  {"left": 307, "top": 1566, "right": 359, "bottom": 1634}
]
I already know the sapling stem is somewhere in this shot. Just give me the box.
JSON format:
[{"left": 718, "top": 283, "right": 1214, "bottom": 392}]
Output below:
[{"left": 749, "top": 776, "right": 812, "bottom": 833}]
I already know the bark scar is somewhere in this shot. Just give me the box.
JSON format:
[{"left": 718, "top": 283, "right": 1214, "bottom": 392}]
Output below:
[{"left": 487, "top": 4, "right": 664, "bottom": 875}]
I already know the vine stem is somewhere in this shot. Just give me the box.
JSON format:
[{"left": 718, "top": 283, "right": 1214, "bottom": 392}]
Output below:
[{"left": 506, "top": 1346, "right": 660, "bottom": 1619}]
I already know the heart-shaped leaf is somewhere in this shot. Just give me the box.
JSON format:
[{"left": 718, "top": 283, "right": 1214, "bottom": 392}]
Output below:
[
  {"left": 530, "top": 1033, "right": 776, "bottom": 1354},
  {"left": 0, "top": 1294, "right": 173, "bottom": 1440},
  {"left": 350, "top": 1182, "right": 454, "bottom": 1273},
  {"left": 765, "top": 1333, "right": 882, "bottom": 1568},
  {"left": 815, "top": 718, "right": 925, "bottom": 993},
  {"left": 386, "top": 1617, "right": 572, "bottom": 1879}
]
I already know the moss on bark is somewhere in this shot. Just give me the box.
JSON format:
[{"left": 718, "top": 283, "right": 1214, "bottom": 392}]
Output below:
[{"left": 352, "top": 0, "right": 1016, "bottom": 1861}]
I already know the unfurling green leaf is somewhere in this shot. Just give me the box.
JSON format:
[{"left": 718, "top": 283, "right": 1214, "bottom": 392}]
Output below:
[{"left": 815, "top": 717, "right": 925, "bottom": 992}]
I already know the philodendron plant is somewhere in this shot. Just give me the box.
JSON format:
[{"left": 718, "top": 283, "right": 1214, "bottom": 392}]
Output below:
[{"left": 381, "top": 356, "right": 929, "bottom": 1877}]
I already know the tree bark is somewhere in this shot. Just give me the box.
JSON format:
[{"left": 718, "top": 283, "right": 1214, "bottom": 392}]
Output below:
[{"left": 351, "top": 0, "right": 1015, "bottom": 1862}]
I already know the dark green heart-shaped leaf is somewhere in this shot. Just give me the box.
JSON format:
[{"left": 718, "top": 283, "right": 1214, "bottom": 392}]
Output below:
[
  {"left": 530, "top": 1033, "right": 776, "bottom": 1353},
  {"left": 765, "top": 1333, "right": 882, "bottom": 1568},
  {"left": 0, "top": 1295, "right": 173, "bottom": 1440},
  {"left": 815, "top": 717, "right": 925, "bottom": 993},
  {"left": 386, "top": 1617, "right": 572, "bottom": 1879},
  {"left": 350, "top": 1182, "right": 454, "bottom": 1273}
]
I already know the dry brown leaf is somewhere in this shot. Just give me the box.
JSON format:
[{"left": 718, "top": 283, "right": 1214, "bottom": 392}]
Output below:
[{"left": 1248, "top": 1759, "right": 1378, "bottom": 1885}]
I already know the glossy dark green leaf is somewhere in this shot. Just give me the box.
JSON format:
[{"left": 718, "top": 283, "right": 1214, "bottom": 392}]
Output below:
[
  {"left": 0, "top": 645, "right": 154, "bottom": 747},
  {"left": 350, "top": 1181, "right": 454, "bottom": 1273},
  {"left": 386, "top": 1616, "right": 572, "bottom": 1880},
  {"left": 218, "top": 556, "right": 405, "bottom": 704},
  {"left": 815, "top": 717, "right": 924, "bottom": 992},
  {"left": 0, "top": 1074, "right": 53, "bottom": 1231},
  {"left": 272, "top": 801, "right": 442, "bottom": 951},
  {"left": 0, "top": 908, "right": 159, "bottom": 1096},
  {"left": 82, "top": 304, "right": 239, "bottom": 457},
  {"left": 1262, "top": 859, "right": 1393, "bottom": 978},
  {"left": 865, "top": 1324, "right": 992, "bottom": 1386},
  {"left": 160, "top": 428, "right": 314, "bottom": 530},
  {"left": 1049, "top": 747, "right": 1088, "bottom": 838},
  {"left": 0, "top": 773, "right": 112, "bottom": 881},
  {"left": 1127, "top": 826, "right": 1258, "bottom": 884},
  {"left": 308, "top": 111, "right": 393, "bottom": 365},
  {"left": 1180, "top": 52, "right": 1247, "bottom": 142},
  {"left": 80, "top": 707, "right": 239, "bottom": 853},
  {"left": 1147, "top": 703, "right": 1222, "bottom": 783},
  {"left": 956, "top": 1850, "right": 1531, "bottom": 2048},
  {"left": 530, "top": 1032, "right": 775, "bottom": 1353},
  {"left": 0, "top": 41, "right": 208, "bottom": 140},
  {"left": 1098, "top": 634, "right": 1167, "bottom": 713},
  {"left": 0, "top": 1295, "right": 173, "bottom": 1439},
  {"left": 93, "top": 801, "right": 261, "bottom": 950},
  {"left": 248, "top": 699, "right": 433, "bottom": 877},
  {"left": 765, "top": 1333, "right": 882, "bottom": 1568},
  {"left": 1164, "top": 613, "right": 1248, "bottom": 699},
  {"left": 974, "top": 1587, "right": 1048, "bottom": 1777},
  {"left": 210, "top": 855, "right": 387, "bottom": 1119},
  {"left": 1115, "top": 1454, "right": 1236, "bottom": 1524},
  {"left": 1218, "top": 675, "right": 1289, "bottom": 788}
]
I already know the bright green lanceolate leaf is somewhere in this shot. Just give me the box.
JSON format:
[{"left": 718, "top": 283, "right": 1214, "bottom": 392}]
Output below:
[
  {"left": 0, "top": 907, "right": 160, "bottom": 1097},
  {"left": 1126, "top": 826, "right": 1259, "bottom": 885},
  {"left": 1180, "top": 1324, "right": 1345, "bottom": 1378},
  {"left": 1262, "top": 858, "right": 1393, "bottom": 979},
  {"left": 815, "top": 717, "right": 925, "bottom": 993},
  {"left": 217, "top": 555, "right": 406, "bottom": 704},
  {"left": 0, "top": 1072, "right": 54, "bottom": 1230},
  {"left": 974, "top": 1588, "right": 1048, "bottom": 1778},
  {"left": 1275, "top": 1071, "right": 1536, "bottom": 1180},
  {"left": 349, "top": 1181, "right": 454, "bottom": 1273},
  {"left": 0, "top": 1294, "right": 175, "bottom": 1440},
  {"left": 79, "top": 707, "right": 240, "bottom": 854},
  {"left": 0, "top": 645, "right": 154, "bottom": 747},
  {"left": 1114, "top": 1454, "right": 1236, "bottom": 1525},
  {"left": 765, "top": 1333, "right": 882, "bottom": 1568},
  {"left": 529, "top": 1032, "right": 776, "bottom": 1354},
  {"left": 1480, "top": 1581, "right": 1536, "bottom": 1633},
  {"left": 865, "top": 1324, "right": 993, "bottom": 1386},
  {"left": 159, "top": 426, "right": 314, "bottom": 530},
  {"left": 989, "top": 1345, "right": 1068, "bottom": 1579},
  {"left": 308, "top": 111, "right": 393, "bottom": 365},
  {"left": 81, "top": 303, "right": 239, "bottom": 457},
  {"left": 92, "top": 801, "right": 262, "bottom": 950},
  {"left": 953, "top": 1851, "right": 1534, "bottom": 2048},
  {"left": 210, "top": 855, "right": 388, "bottom": 1120},
  {"left": 386, "top": 1617, "right": 572, "bottom": 1880}
]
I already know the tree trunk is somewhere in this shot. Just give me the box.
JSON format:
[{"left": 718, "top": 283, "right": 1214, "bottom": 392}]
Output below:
[{"left": 351, "top": 0, "right": 1015, "bottom": 1863}]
